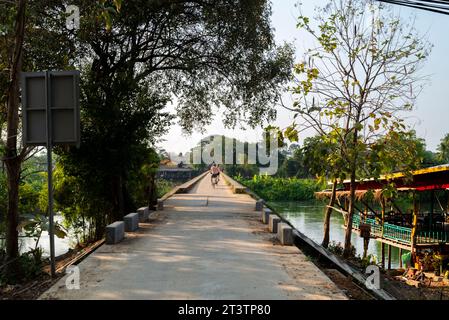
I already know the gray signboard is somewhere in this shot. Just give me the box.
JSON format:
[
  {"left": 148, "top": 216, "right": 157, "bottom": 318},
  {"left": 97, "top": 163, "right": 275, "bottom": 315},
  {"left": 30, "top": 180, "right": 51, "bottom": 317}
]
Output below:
[
  {"left": 21, "top": 70, "right": 80, "bottom": 147},
  {"left": 20, "top": 70, "right": 80, "bottom": 277}
]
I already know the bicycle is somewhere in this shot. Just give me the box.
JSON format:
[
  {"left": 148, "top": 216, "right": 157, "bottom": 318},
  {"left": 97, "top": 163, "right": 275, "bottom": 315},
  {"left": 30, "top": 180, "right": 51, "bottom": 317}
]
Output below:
[{"left": 211, "top": 173, "right": 219, "bottom": 187}]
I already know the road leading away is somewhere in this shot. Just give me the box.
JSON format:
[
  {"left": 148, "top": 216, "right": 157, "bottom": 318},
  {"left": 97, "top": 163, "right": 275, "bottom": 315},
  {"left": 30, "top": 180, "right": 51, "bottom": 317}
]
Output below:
[{"left": 40, "top": 175, "right": 347, "bottom": 300}]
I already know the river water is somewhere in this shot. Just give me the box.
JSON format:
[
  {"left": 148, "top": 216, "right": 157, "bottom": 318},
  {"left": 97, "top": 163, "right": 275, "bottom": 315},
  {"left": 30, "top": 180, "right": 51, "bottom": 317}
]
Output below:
[
  {"left": 1, "top": 215, "right": 73, "bottom": 258},
  {"left": 270, "top": 200, "right": 404, "bottom": 269}
]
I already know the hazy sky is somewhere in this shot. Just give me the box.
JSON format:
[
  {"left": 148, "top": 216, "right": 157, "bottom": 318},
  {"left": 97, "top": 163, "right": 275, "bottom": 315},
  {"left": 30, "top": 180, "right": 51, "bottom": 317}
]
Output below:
[{"left": 159, "top": 0, "right": 449, "bottom": 154}]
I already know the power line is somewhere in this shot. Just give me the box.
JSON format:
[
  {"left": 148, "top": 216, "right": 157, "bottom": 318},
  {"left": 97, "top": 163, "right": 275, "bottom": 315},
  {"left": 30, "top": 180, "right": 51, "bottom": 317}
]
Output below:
[{"left": 376, "top": 0, "right": 449, "bottom": 15}]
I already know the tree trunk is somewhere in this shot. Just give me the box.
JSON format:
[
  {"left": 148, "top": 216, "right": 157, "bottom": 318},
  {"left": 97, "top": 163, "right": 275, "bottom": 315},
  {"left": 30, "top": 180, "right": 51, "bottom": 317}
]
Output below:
[
  {"left": 147, "top": 172, "right": 156, "bottom": 209},
  {"left": 111, "top": 174, "right": 124, "bottom": 222},
  {"left": 5, "top": 158, "right": 20, "bottom": 261},
  {"left": 343, "top": 120, "right": 360, "bottom": 258},
  {"left": 322, "top": 179, "right": 337, "bottom": 248},
  {"left": 3, "top": 0, "right": 27, "bottom": 278},
  {"left": 343, "top": 170, "right": 356, "bottom": 258}
]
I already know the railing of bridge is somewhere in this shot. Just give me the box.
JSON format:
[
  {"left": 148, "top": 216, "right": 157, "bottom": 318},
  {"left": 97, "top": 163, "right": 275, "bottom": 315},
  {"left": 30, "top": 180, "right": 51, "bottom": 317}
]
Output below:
[
  {"left": 416, "top": 230, "right": 449, "bottom": 244},
  {"left": 352, "top": 213, "right": 412, "bottom": 245},
  {"left": 353, "top": 213, "right": 449, "bottom": 245},
  {"left": 383, "top": 223, "right": 412, "bottom": 245}
]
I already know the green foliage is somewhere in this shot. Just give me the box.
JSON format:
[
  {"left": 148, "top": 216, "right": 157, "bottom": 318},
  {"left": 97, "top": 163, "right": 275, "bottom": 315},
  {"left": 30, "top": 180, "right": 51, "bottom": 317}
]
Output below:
[
  {"left": 1, "top": 0, "right": 78, "bottom": 272},
  {"left": 235, "top": 175, "right": 323, "bottom": 201},
  {"left": 302, "top": 135, "right": 343, "bottom": 182},
  {"left": 367, "top": 130, "right": 436, "bottom": 178},
  {"left": 19, "top": 213, "right": 67, "bottom": 250},
  {"left": 53, "top": 160, "right": 112, "bottom": 243},
  {"left": 127, "top": 148, "right": 161, "bottom": 208},
  {"left": 290, "top": 0, "right": 432, "bottom": 184},
  {"left": 54, "top": 0, "right": 293, "bottom": 233},
  {"left": 437, "top": 133, "right": 449, "bottom": 164},
  {"left": 327, "top": 241, "right": 356, "bottom": 258},
  {"left": 360, "top": 254, "right": 378, "bottom": 269},
  {"left": 189, "top": 135, "right": 261, "bottom": 178},
  {"left": 0, "top": 248, "right": 44, "bottom": 285},
  {"left": 155, "top": 179, "right": 177, "bottom": 199},
  {"left": 275, "top": 144, "right": 312, "bottom": 178},
  {"left": 289, "top": 0, "right": 431, "bottom": 256}
]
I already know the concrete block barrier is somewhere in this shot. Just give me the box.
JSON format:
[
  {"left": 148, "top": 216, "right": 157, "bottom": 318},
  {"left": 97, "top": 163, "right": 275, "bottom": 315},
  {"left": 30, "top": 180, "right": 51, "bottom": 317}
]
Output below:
[
  {"left": 157, "top": 199, "right": 164, "bottom": 211},
  {"left": 268, "top": 215, "right": 281, "bottom": 233},
  {"left": 124, "top": 212, "right": 139, "bottom": 232},
  {"left": 261, "top": 208, "right": 272, "bottom": 224},
  {"left": 106, "top": 221, "right": 125, "bottom": 244},
  {"left": 255, "top": 199, "right": 264, "bottom": 211},
  {"left": 277, "top": 223, "right": 294, "bottom": 245},
  {"left": 137, "top": 207, "right": 150, "bottom": 222}
]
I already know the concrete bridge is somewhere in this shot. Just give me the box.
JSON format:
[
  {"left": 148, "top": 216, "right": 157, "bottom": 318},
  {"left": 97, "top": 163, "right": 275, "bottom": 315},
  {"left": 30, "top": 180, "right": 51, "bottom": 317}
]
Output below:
[{"left": 40, "top": 173, "right": 346, "bottom": 300}]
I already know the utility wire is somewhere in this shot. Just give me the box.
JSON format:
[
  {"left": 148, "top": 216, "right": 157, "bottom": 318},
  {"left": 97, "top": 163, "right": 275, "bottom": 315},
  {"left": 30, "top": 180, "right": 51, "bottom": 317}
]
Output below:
[{"left": 376, "top": 0, "right": 449, "bottom": 15}]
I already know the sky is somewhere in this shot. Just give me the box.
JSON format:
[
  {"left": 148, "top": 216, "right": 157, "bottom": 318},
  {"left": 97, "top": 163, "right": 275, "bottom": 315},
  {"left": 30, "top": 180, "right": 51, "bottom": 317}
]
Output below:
[{"left": 158, "top": 0, "right": 449, "bottom": 155}]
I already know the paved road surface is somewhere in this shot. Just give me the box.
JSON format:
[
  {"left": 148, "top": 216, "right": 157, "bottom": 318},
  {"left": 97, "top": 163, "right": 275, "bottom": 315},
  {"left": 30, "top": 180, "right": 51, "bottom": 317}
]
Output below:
[{"left": 40, "top": 175, "right": 347, "bottom": 300}]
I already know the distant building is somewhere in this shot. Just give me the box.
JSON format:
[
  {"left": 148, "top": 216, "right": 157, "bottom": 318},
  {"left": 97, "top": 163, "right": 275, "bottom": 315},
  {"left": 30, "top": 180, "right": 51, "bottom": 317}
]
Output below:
[{"left": 157, "top": 159, "right": 195, "bottom": 181}]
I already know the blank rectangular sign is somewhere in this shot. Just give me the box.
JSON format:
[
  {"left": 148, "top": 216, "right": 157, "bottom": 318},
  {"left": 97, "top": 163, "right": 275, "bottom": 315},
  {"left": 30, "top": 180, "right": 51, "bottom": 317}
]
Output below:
[
  {"left": 21, "top": 71, "right": 80, "bottom": 146},
  {"left": 22, "top": 72, "right": 47, "bottom": 145},
  {"left": 49, "top": 72, "right": 80, "bottom": 145}
]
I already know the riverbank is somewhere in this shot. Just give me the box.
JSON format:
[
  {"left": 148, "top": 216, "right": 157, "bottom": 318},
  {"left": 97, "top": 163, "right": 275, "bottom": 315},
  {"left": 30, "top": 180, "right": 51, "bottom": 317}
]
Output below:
[
  {"left": 270, "top": 200, "right": 403, "bottom": 269},
  {"left": 0, "top": 239, "right": 103, "bottom": 300},
  {"left": 269, "top": 201, "right": 449, "bottom": 300},
  {"left": 234, "top": 175, "right": 323, "bottom": 201}
]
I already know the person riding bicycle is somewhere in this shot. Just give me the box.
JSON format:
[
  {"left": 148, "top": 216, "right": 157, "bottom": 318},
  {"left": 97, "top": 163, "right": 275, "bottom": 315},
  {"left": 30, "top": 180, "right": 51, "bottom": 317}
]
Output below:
[{"left": 210, "top": 163, "right": 220, "bottom": 184}]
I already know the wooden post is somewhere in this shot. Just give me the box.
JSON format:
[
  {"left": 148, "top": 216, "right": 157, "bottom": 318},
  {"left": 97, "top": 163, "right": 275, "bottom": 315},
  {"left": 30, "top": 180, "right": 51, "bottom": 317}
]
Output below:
[
  {"left": 344, "top": 198, "right": 349, "bottom": 226},
  {"left": 429, "top": 190, "right": 434, "bottom": 230},
  {"left": 387, "top": 244, "right": 392, "bottom": 270},
  {"left": 399, "top": 248, "right": 403, "bottom": 269},
  {"left": 381, "top": 196, "right": 386, "bottom": 238},
  {"left": 411, "top": 192, "right": 418, "bottom": 265},
  {"left": 381, "top": 242, "right": 385, "bottom": 269}
]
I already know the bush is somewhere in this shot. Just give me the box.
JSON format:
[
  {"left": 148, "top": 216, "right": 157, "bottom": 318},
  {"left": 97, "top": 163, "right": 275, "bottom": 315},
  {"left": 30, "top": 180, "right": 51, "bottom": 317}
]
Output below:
[
  {"left": 327, "top": 241, "right": 357, "bottom": 259},
  {"left": 0, "top": 248, "right": 44, "bottom": 285},
  {"left": 234, "top": 175, "right": 324, "bottom": 201},
  {"left": 156, "top": 179, "right": 177, "bottom": 198}
]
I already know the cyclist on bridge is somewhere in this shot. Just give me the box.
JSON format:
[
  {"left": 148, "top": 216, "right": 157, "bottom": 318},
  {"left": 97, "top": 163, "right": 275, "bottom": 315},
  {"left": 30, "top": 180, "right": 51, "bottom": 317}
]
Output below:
[{"left": 210, "top": 163, "right": 220, "bottom": 186}]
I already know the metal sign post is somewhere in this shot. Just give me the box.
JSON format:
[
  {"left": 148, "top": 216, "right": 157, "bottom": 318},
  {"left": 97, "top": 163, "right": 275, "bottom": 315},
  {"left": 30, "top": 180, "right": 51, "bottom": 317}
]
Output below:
[
  {"left": 45, "top": 71, "right": 56, "bottom": 277},
  {"left": 21, "top": 70, "right": 80, "bottom": 277}
]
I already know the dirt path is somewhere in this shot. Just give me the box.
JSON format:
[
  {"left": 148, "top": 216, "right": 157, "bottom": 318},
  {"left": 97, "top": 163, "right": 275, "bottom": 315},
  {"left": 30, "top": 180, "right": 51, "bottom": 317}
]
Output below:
[{"left": 40, "top": 175, "right": 347, "bottom": 300}]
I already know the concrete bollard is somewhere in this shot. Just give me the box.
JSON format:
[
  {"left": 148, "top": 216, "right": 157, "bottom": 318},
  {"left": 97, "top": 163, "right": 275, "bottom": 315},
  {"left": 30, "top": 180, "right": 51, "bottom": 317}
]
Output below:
[
  {"left": 106, "top": 221, "right": 125, "bottom": 244},
  {"left": 268, "top": 214, "right": 281, "bottom": 233},
  {"left": 157, "top": 199, "right": 164, "bottom": 211},
  {"left": 261, "top": 208, "right": 272, "bottom": 224},
  {"left": 277, "top": 223, "right": 294, "bottom": 245},
  {"left": 255, "top": 199, "right": 264, "bottom": 211},
  {"left": 124, "top": 212, "right": 139, "bottom": 232},
  {"left": 137, "top": 207, "right": 150, "bottom": 223}
]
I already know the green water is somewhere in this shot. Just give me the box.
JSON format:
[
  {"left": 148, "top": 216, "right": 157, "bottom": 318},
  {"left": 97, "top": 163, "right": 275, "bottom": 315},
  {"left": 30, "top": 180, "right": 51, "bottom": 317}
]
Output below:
[{"left": 270, "top": 200, "right": 405, "bottom": 269}]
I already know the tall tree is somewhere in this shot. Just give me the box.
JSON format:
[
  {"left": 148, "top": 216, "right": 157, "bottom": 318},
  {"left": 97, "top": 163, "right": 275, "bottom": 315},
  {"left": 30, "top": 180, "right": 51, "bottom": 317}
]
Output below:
[
  {"left": 302, "top": 135, "right": 343, "bottom": 247},
  {"left": 2, "top": 0, "right": 28, "bottom": 274},
  {"left": 0, "top": 0, "right": 79, "bottom": 278},
  {"left": 437, "top": 133, "right": 449, "bottom": 164},
  {"left": 289, "top": 0, "right": 430, "bottom": 256},
  {"left": 57, "top": 0, "right": 294, "bottom": 223}
]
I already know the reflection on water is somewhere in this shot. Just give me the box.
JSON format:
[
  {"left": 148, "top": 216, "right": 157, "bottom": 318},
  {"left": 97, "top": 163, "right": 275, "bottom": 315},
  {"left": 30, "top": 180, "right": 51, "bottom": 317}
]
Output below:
[
  {"left": 1, "top": 215, "right": 74, "bottom": 258},
  {"left": 270, "top": 200, "right": 405, "bottom": 269}
]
